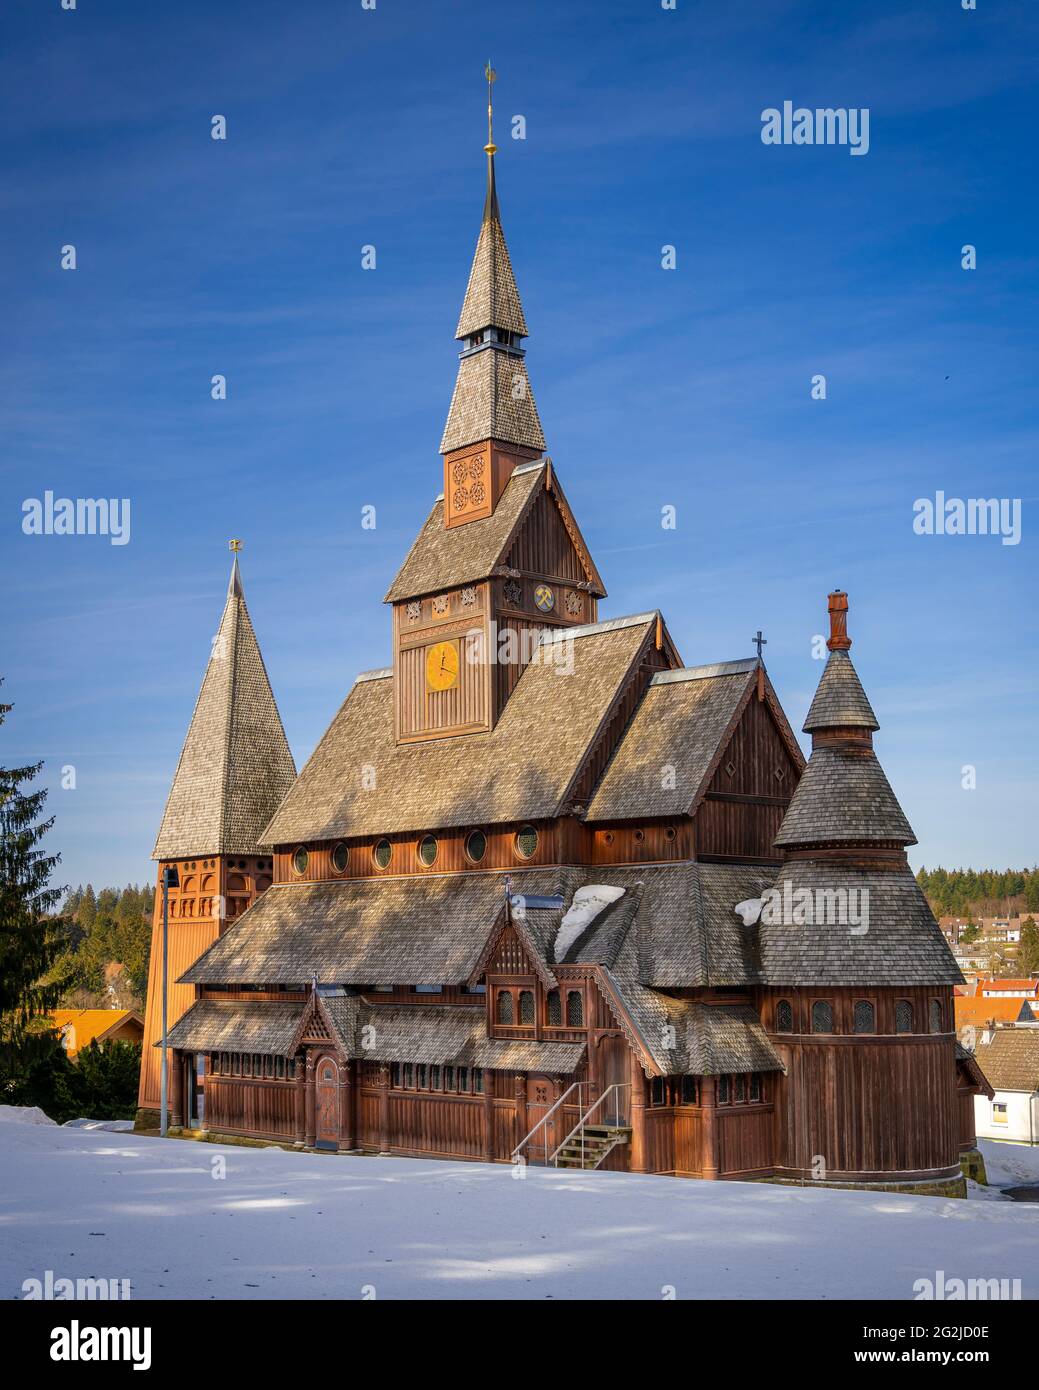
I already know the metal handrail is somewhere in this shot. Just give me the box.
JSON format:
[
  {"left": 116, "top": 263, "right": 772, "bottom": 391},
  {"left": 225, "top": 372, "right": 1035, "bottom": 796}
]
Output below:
[
  {"left": 511, "top": 1081, "right": 585, "bottom": 1166},
  {"left": 549, "top": 1083, "right": 631, "bottom": 1167}
]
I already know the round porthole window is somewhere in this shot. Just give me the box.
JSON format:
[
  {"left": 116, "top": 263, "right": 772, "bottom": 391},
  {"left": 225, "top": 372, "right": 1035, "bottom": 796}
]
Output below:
[
  {"left": 515, "top": 825, "right": 539, "bottom": 860},
  {"left": 373, "top": 839, "right": 393, "bottom": 870},
  {"left": 292, "top": 847, "right": 309, "bottom": 877},
  {"left": 331, "top": 842, "right": 349, "bottom": 873},
  {"left": 664, "top": 827, "right": 677, "bottom": 842},
  {"left": 634, "top": 829, "right": 645, "bottom": 843},
  {"left": 465, "top": 829, "right": 487, "bottom": 864},
  {"left": 418, "top": 834, "right": 438, "bottom": 867}
]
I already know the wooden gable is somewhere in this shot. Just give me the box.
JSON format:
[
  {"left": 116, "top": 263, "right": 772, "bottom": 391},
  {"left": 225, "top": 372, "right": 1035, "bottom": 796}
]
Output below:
[{"left": 694, "top": 678, "right": 805, "bottom": 864}]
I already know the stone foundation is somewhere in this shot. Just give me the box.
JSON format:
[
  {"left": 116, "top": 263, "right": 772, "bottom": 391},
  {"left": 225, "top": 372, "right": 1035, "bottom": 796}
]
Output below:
[{"left": 959, "top": 1147, "right": 988, "bottom": 1186}]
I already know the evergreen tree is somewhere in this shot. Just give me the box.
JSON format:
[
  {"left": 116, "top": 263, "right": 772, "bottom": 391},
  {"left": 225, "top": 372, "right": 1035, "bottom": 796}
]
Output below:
[
  {"left": 1019, "top": 917, "right": 1039, "bottom": 976},
  {"left": 0, "top": 690, "right": 74, "bottom": 1094}
]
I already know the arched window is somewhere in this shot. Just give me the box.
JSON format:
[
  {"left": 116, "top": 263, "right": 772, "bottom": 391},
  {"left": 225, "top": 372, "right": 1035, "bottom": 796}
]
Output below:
[
  {"left": 496, "top": 990, "right": 514, "bottom": 1025},
  {"left": 566, "top": 990, "right": 584, "bottom": 1026},
  {"left": 895, "top": 999, "right": 914, "bottom": 1034},
  {"left": 929, "top": 998, "right": 943, "bottom": 1034},
  {"left": 546, "top": 989, "right": 561, "bottom": 1026},
  {"left": 811, "top": 1000, "right": 834, "bottom": 1034},
  {"left": 775, "top": 999, "right": 793, "bottom": 1033},
  {"left": 853, "top": 1000, "right": 875, "bottom": 1034},
  {"left": 519, "top": 990, "right": 535, "bottom": 1025}
]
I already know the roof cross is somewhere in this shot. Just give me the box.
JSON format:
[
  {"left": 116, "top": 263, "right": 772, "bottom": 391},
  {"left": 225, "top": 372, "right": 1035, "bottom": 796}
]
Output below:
[{"left": 752, "top": 629, "right": 767, "bottom": 660}]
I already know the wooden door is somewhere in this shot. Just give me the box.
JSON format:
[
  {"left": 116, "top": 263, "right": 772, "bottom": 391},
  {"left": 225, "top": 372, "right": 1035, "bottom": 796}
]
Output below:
[
  {"left": 316, "top": 1055, "right": 339, "bottom": 1149},
  {"left": 599, "top": 1035, "right": 631, "bottom": 1126},
  {"left": 525, "top": 1075, "right": 557, "bottom": 1162}
]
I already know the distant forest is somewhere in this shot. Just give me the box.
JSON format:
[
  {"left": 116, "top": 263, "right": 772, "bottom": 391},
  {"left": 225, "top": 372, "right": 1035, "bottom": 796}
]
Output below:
[
  {"left": 916, "top": 867, "right": 1039, "bottom": 921},
  {"left": 59, "top": 884, "right": 153, "bottom": 1011}
]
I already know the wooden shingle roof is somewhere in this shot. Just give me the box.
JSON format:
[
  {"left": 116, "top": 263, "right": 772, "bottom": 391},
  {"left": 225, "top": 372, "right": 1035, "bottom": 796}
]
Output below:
[
  {"left": 587, "top": 661, "right": 760, "bottom": 821},
  {"left": 385, "top": 461, "right": 540, "bottom": 602},
  {"left": 803, "top": 650, "right": 879, "bottom": 732},
  {"left": 455, "top": 200, "right": 528, "bottom": 339},
  {"left": 440, "top": 347, "right": 545, "bottom": 455},
  {"left": 756, "top": 862, "right": 962, "bottom": 986},
  {"left": 773, "top": 746, "right": 916, "bottom": 848},
  {"left": 161, "top": 998, "right": 306, "bottom": 1056},
  {"left": 152, "top": 562, "right": 296, "bottom": 859},
  {"left": 260, "top": 615, "right": 655, "bottom": 845}
]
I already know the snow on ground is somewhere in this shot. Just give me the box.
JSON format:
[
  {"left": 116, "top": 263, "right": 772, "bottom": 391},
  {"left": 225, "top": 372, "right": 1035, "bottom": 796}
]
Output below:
[
  {"left": 1, "top": 1122, "right": 1038, "bottom": 1301},
  {"left": 978, "top": 1138, "right": 1039, "bottom": 1189},
  {"left": 0, "top": 1106, "right": 56, "bottom": 1127}
]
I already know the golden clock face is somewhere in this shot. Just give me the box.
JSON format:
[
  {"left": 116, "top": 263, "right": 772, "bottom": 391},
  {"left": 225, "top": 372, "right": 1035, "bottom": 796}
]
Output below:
[{"left": 426, "top": 639, "right": 459, "bottom": 692}]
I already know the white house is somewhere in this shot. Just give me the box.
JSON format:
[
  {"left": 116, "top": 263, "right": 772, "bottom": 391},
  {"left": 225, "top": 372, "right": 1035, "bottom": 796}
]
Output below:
[{"left": 973, "top": 1027, "right": 1039, "bottom": 1144}]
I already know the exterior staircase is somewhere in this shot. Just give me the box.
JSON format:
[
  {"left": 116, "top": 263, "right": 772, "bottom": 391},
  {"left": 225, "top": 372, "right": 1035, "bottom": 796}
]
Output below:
[{"left": 553, "top": 1123, "right": 631, "bottom": 1170}]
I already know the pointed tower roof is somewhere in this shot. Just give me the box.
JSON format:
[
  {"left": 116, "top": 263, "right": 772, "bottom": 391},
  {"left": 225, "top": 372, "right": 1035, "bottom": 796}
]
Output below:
[
  {"left": 152, "top": 554, "right": 296, "bottom": 860},
  {"left": 774, "top": 591, "right": 914, "bottom": 850},
  {"left": 441, "top": 66, "right": 545, "bottom": 457},
  {"left": 803, "top": 592, "right": 878, "bottom": 733}
]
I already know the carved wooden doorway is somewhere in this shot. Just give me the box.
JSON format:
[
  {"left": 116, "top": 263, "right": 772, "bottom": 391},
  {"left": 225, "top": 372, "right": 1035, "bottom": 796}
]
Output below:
[
  {"left": 598, "top": 1035, "right": 631, "bottom": 1126},
  {"left": 315, "top": 1054, "right": 339, "bottom": 1150}
]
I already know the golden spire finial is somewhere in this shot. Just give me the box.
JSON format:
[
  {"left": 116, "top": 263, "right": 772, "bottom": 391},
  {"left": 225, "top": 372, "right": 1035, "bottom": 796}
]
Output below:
[
  {"left": 228, "top": 538, "right": 242, "bottom": 553},
  {"left": 484, "top": 60, "right": 497, "bottom": 156}
]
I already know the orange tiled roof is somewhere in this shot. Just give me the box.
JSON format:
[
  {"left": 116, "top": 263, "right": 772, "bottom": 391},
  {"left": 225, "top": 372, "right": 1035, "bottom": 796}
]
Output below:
[
  {"left": 954, "top": 997, "right": 1035, "bottom": 1031},
  {"left": 50, "top": 1009, "right": 143, "bottom": 1057}
]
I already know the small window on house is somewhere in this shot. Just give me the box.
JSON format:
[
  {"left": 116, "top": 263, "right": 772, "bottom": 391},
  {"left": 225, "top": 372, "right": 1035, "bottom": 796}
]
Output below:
[
  {"left": 566, "top": 990, "right": 584, "bottom": 1026},
  {"left": 402, "top": 1063, "right": 413, "bottom": 1089},
  {"left": 718, "top": 1075, "right": 731, "bottom": 1104},
  {"left": 749, "top": 1073, "right": 761, "bottom": 1103},
  {"left": 390, "top": 1062, "right": 401, "bottom": 1087},
  {"left": 331, "top": 842, "right": 349, "bottom": 873},
  {"left": 276, "top": 1056, "right": 285, "bottom": 1079},
  {"left": 373, "top": 839, "right": 393, "bottom": 870},
  {"left": 811, "top": 1001, "right": 834, "bottom": 1034},
  {"left": 681, "top": 1075, "right": 698, "bottom": 1105},
  {"left": 496, "top": 990, "right": 514, "bottom": 1024},
  {"left": 465, "top": 830, "right": 487, "bottom": 864},
  {"left": 854, "top": 1000, "right": 875, "bottom": 1034},
  {"left": 417, "top": 835, "right": 438, "bottom": 867},
  {"left": 458, "top": 1067, "right": 469, "bottom": 1092},
  {"left": 445, "top": 1066, "right": 456, "bottom": 1091},
  {"left": 519, "top": 990, "right": 535, "bottom": 1025},
  {"left": 651, "top": 1077, "right": 666, "bottom": 1106},
  {"left": 895, "top": 999, "right": 914, "bottom": 1034},
  {"left": 472, "top": 1069, "right": 484, "bottom": 1094},
  {"left": 515, "top": 825, "right": 539, "bottom": 860},
  {"left": 413, "top": 984, "right": 443, "bottom": 994},
  {"left": 416, "top": 1064, "right": 427, "bottom": 1089},
  {"left": 430, "top": 1065, "right": 441, "bottom": 1090},
  {"left": 734, "top": 1075, "right": 746, "bottom": 1103},
  {"left": 992, "top": 1101, "right": 1008, "bottom": 1124},
  {"left": 547, "top": 989, "right": 562, "bottom": 1025},
  {"left": 292, "top": 847, "right": 309, "bottom": 876},
  {"left": 929, "top": 999, "right": 943, "bottom": 1034},
  {"left": 775, "top": 999, "right": 793, "bottom": 1033}
]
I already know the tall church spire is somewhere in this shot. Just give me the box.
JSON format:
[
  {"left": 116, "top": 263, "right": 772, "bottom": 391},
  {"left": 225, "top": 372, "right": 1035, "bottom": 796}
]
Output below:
[
  {"left": 440, "top": 65, "right": 544, "bottom": 514},
  {"left": 152, "top": 548, "right": 296, "bottom": 859}
]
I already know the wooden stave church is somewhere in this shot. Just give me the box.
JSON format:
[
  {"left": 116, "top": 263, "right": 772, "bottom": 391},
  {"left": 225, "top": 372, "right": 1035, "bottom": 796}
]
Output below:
[{"left": 137, "top": 123, "right": 986, "bottom": 1194}]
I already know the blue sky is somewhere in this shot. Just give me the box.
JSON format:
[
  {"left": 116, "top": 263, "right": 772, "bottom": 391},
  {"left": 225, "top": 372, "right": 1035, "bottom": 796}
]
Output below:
[{"left": 2, "top": 0, "right": 1036, "bottom": 891}]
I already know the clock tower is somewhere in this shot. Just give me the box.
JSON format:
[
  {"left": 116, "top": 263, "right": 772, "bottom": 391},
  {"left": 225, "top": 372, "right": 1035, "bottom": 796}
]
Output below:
[{"left": 385, "top": 67, "right": 606, "bottom": 744}]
